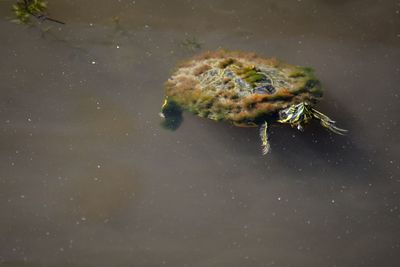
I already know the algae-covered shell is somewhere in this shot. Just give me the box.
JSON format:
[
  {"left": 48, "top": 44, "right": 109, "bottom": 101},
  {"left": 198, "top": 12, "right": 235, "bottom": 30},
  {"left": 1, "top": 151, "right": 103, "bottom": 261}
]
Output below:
[{"left": 164, "top": 50, "right": 322, "bottom": 126}]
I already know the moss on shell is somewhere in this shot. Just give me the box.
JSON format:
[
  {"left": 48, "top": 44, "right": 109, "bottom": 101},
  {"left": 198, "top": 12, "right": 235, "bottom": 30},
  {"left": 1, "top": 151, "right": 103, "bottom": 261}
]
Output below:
[{"left": 164, "top": 50, "right": 322, "bottom": 127}]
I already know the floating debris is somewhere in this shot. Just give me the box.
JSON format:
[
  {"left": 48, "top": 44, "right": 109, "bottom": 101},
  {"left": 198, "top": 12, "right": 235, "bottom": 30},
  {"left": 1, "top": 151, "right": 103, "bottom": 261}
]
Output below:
[{"left": 12, "top": 0, "right": 64, "bottom": 25}]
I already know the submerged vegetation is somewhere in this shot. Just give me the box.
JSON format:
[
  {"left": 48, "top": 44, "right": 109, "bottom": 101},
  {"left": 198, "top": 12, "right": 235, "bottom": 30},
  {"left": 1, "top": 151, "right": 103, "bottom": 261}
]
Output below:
[
  {"left": 12, "top": 0, "right": 64, "bottom": 25},
  {"left": 179, "top": 36, "right": 202, "bottom": 52}
]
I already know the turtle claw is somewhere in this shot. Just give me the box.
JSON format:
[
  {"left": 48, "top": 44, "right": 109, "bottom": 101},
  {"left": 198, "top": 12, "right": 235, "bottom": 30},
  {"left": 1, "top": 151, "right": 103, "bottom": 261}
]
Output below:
[
  {"left": 311, "top": 108, "right": 348, "bottom": 135},
  {"left": 326, "top": 124, "right": 348, "bottom": 135},
  {"left": 297, "top": 124, "right": 304, "bottom": 132}
]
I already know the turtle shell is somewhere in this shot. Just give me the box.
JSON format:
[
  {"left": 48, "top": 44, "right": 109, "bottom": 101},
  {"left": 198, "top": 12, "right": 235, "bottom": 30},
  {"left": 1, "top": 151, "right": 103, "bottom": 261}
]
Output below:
[{"left": 165, "top": 50, "right": 323, "bottom": 127}]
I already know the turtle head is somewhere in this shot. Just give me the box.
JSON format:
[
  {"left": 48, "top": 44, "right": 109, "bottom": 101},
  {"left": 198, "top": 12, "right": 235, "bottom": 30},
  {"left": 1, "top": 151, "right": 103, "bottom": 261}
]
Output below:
[
  {"left": 277, "top": 102, "right": 347, "bottom": 135},
  {"left": 159, "top": 97, "right": 183, "bottom": 131}
]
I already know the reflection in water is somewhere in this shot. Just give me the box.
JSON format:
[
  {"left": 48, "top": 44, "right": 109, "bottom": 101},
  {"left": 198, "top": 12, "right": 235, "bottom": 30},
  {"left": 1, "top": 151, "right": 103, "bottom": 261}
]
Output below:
[{"left": 0, "top": 0, "right": 399, "bottom": 266}]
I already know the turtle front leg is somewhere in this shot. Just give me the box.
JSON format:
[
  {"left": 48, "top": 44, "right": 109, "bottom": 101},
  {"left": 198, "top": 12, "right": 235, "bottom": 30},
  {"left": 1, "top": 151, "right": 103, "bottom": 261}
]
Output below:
[
  {"left": 311, "top": 108, "right": 348, "bottom": 135},
  {"left": 277, "top": 102, "right": 348, "bottom": 135},
  {"left": 159, "top": 97, "right": 183, "bottom": 130},
  {"left": 259, "top": 121, "right": 270, "bottom": 155}
]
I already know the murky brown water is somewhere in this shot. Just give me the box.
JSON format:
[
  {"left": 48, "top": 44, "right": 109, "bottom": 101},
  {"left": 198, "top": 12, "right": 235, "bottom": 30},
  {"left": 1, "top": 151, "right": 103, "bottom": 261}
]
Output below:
[{"left": 1, "top": 0, "right": 399, "bottom": 266}]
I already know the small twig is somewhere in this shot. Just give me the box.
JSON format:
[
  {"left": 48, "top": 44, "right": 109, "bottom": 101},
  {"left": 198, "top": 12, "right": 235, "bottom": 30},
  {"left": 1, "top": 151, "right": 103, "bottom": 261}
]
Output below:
[{"left": 30, "top": 12, "right": 65, "bottom": 25}]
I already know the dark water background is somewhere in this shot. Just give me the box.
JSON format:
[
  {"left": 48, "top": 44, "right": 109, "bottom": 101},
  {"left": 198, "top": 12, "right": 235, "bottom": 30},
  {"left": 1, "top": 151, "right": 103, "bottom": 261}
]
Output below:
[{"left": 0, "top": 0, "right": 399, "bottom": 266}]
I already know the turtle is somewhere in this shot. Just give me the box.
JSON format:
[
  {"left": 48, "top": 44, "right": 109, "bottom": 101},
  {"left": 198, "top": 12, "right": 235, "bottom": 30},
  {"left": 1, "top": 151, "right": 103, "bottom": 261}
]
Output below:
[{"left": 160, "top": 50, "right": 347, "bottom": 154}]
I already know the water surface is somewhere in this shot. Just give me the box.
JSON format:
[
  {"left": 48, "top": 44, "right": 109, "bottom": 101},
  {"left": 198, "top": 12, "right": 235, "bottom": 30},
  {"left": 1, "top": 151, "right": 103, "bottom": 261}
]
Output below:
[{"left": 0, "top": 1, "right": 399, "bottom": 266}]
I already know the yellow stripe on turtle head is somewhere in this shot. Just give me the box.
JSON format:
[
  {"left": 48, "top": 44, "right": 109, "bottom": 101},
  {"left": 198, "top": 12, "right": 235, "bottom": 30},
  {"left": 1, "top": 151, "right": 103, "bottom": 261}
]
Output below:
[{"left": 161, "top": 98, "right": 168, "bottom": 109}]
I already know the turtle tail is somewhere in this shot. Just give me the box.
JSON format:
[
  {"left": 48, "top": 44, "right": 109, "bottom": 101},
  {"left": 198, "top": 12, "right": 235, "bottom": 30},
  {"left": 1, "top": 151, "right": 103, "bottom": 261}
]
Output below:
[
  {"left": 259, "top": 121, "right": 270, "bottom": 155},
  {"left": 311, "top": 108, "right": 348, "bottom": 135}
]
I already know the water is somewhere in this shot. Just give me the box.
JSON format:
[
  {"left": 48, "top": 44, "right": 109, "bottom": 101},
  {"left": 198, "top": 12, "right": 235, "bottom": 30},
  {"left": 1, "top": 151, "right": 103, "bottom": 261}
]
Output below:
[{"left": 0, "top": 0, "right": 399, "bottom": 266}]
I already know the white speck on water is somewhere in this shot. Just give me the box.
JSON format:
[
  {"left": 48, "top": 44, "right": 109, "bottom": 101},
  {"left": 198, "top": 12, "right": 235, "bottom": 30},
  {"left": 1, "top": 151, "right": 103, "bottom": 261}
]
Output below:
[
  {"left": 116, "top": 45, "right": 120, "bottom": 49},
  {"left": 331, "top": 199, "right": 335, "bottom": 204},
  {"left": 20, "top": 195, "right": 25, "bottom": 199},
  {"left": 91, "top": 61, "right": 96, "bottom": 65},
  {"left": 97, "top": 164, "right": 101, "bottom": 168}
]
